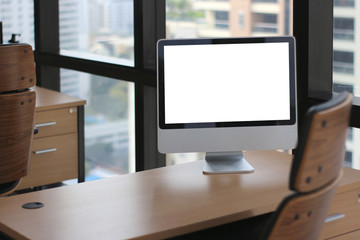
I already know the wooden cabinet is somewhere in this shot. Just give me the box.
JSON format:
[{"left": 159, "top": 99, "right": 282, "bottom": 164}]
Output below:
[
  {"left": 18, "top": 87, "right": 86, "bottom": 190},
  {"left": 320, "top": 167, "right": 360, "bottom": 239},
  {"left": 327, "top": 229, "right": 360, "bottom": 239}
]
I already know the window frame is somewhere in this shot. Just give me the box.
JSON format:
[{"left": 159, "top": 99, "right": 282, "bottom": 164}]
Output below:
[{"left": 33, "top": 0, "right": 360, "bottom": 172}]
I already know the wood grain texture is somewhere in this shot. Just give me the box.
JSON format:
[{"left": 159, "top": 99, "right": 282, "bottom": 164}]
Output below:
[
  {"left": 0, "top": 44, "right": 36, "bottom": 92},
  {"left": 263, "top": 93, "right": 354, "bottom": 240},
  {"left": 0, "top": 151, "right": 359, "bottom": 240},
  {"left": 15, "top": 87, "right": 85, "bottom": 190},
  {"left": 321, "top": 187, "right": 360, "bottom": 239},
  {"left": 34, "top": 107, "right": 78, "bottom": 139},
  {"left": 0, "top": 90, "right": 36, "bottom": 184},
  {"left": 18, "top": 133, "right": 78, "bottom": 189},
  {"left": 267, "top": 174, "right": 341, "bottom": 240},
  {"left": 0, "top": 151, "right": 292, "bottom": 240},
  {"left": 34, "top": 86, "right": 86, "bottom": 111},
  {"left": 327, "top": 229, "right": 360, "bottom": 240},
  {"left": 293, "top": 94, "right": 352, "bottom": 193}
]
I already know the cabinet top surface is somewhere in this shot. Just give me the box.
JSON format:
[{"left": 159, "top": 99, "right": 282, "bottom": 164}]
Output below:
[{"left": 34, "top": 86, "right": 86, "bottom": 111}]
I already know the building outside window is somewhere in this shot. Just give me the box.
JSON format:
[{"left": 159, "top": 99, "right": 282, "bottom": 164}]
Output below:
[
  {"left": 333, "top": 50, "right": 354, "bottom": 75},
  {"left": 334, "top": 0, "right": 355, "bottom": 7},
  {"left": 58, "top": 0, "right": 135, "bottom": 180},
  {"left": 2, "top": 0, "right": 360, "bottom": 176},
  {"left": 0, "top": 0, "right": 34, "bottom": 47},
  {"left": 333, "top": 0, "right": 360, "bottom": 169},
  {"left": 334, "top": 17, "right": 355, "bottom": 41}
]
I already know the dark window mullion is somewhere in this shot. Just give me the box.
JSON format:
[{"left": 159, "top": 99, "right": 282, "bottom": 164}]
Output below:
[
  {"left": 134, "top": 0, "right": 166, "bottom": 171},
  {"left": 34, "top": 0, "right": 60, "bottom": 91},
  {"left": 293, "top": 0, "right": 333, "bottom": 125},
  {"left": 134, "top": 0, "right": 145, "bottom": 171},
  {"left": 35, "top": 52, "right": 156, "bottom": 86}
]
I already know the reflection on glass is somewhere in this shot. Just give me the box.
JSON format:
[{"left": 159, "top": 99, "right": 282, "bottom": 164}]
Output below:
[
  {"left": 165, "top": 0, "right": 293, "bottom": 165},
  {"left": 0, "top": 0, "right": 34, "bottom": 47},
  {"left": 59, "top": 0, "right": 134, "bottom": 66},
  {"left": 61, "top": 69, "right": 135, "bottom": 180}
]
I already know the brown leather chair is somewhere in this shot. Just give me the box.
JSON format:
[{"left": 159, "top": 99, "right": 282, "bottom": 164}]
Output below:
[
  {"left": 260, "top": 91, "right": 352, "bottom": 240},
  {"left": 0, "top": 44, "right": 36, "bottom": 197}
]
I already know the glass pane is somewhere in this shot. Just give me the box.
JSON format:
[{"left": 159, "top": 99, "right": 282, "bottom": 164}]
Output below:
[
  {"left": 61, "top": 69, "right": 135, "bottom": 180},
  {"left": 165, "top": 0, "right": 293, "bottom": 165},
  {"left": 345, "top": 128, "right": 360, "bottom": 169},
  {"left": 166, "top": 0, "right": 292, "bottom": 39},
  {"left": 0, "top": 0, "right": 34, "bottom": 47},
  {"left": 333, "top": 1, "right": 359, "bottom": 96},
  {"left": 59, "top": 0, "right": 134, "bottom": 66}
]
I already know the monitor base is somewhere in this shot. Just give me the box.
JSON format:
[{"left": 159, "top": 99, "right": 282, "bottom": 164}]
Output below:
[{"left": 203, "top": 151, "right": 254, "bottom": 174}]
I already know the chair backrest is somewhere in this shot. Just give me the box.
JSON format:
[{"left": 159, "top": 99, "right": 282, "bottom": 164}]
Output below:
[
  {"left": 260, "top": 92, "right": 352, "bottom": 240},
  {"left": 290, "top": 92, "right": 352, "bottom": 193},
  {"left": 0, "top": 44, "right": 36, "bottom": 196},
  {"left": 0, "top": 44, "right": 36, "bottom": 92},
  {"left": 263, "top": 173, "right": 341, "bottom": 240}
]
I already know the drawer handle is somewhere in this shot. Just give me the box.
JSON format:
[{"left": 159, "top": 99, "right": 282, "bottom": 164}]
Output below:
[
  {"left": 325, "top": 213, "right": 345, "bottom": 223},
  {"left": 35, "top": 121, "right": 57, "bottom": 128},
  {"left": 33, "top": 148, "right": 57, "bottom": 155}
]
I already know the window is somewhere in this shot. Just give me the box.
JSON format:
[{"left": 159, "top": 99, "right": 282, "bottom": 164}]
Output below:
[
  {"left": 344, "top": 151, "right": 353, "bottom": 167},
  {"left": 333, "top": 50, "right": 354, "bottom": 74},
  {"left": 214, "top": 11, "right": 229, "bottom": 29},
  {"left": 60, "top": 69, "right": 135, "bottom": 179},
  {"left": 238, "top": 11, "right": 245, "bottom": 29},
  {"left": 31, "top": 0, "right": 360, "bottom": 174},
  {"left": 252, "top": 13, "right": 278, "bottom": 33},
  {"left": 345, "top": 128, "right": 360, "bottom": 169},
  {"left": 55, "top": 0, "right": 136, "bottom": 180},
  {"left": 166, "top": 0, "right": 290, "bottom": 38},
  {"left": 333, "top": 1, "right": 360, "bottom": 169},
  {"left": 0, "top": 0, "right": 34, "bottom": 47},
  {"left": 333, "top": 17, "right": 354, "bottom": 41},
  {"left": 252, "top": 0, "right": 278, "bottom": 3},
  {"left": 59, "top": 0, "right": 134, "bottom": 66},
  {"left": 334, "top": 0, "right": 355, "bottom": 7},
  {"left": 34, "top": 0, "right": 164, "bottom": 181}
]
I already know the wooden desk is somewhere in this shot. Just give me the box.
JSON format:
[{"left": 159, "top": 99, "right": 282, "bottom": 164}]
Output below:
[
  {"left": 18, "top": 86, "right": 86, "bottom": 189},
  {"left": 0, "top": 151, "right": 360, "bottom": 240}
]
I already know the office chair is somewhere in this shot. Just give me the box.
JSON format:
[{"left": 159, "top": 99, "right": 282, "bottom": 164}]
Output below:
[
  {"left": 0, "top": 44, "right": 36, "bottom": 197},
  {"left": 169, "top": 91, "right": 352, "bottom": 240},
  {"left": 259, "top": 91, "right": 352, "bottom": 240}
]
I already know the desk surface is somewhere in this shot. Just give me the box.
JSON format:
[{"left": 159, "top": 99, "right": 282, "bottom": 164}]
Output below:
[
  {"left": 34, "top": 86, "right": 86, "bottom": 111},
  {"left": 1, "top": 151, "right": 360, "bottom": 240}
]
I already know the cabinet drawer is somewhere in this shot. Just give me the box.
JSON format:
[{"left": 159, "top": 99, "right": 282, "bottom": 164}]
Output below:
[
  {"left": 327, "top": 229, "right": 360, "bottom": 240},
  {"left": 18, "top": 133, "right": 78, "bottom": 189},
  {"left": 320, "top": 189, "right": 360, "bottom": 239},
  {"left": 35, "top": 107, "right": 78, "bottom": 138}
]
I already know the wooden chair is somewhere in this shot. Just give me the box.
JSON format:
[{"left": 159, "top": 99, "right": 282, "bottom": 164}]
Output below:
[
  {"left": 169, "top": 92, "right": 352, "bottom": 240},
  {"left": 260, "top": 91, "right": 352, "bottom": 240},
  {"left": 0, "top": 44, "right": 36, "bottom": 197}
]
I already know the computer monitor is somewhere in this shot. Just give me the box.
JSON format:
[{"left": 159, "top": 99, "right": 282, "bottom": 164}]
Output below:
[{"left": 157, "top": 36, "right": 297, "bottom": 174}]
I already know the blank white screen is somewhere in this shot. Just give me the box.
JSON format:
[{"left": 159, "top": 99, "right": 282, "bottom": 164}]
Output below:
[{"left": 164, "top": 42, "right": 290, "bottom": 124}]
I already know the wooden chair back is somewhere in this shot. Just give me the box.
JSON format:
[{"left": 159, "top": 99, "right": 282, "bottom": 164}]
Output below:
[
  {"left": 0, "top": 44, "right": 36, "bottom": 93},
  {"left": 290, "top": 92, "right": 352, "bottom": 193},
  {"left": 263, "top": 173, "right": 341, "bottom": 240},
  {"left": 260, "top": 92, "right": 352, "bottom": 240},
  {"left": 0, "top": 44, "right": 36, "bottom": 196}
]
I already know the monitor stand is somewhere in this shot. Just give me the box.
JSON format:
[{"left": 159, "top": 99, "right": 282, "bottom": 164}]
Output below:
[{"left": 203, "top": 151, "right": 254, "bottom": 174}]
